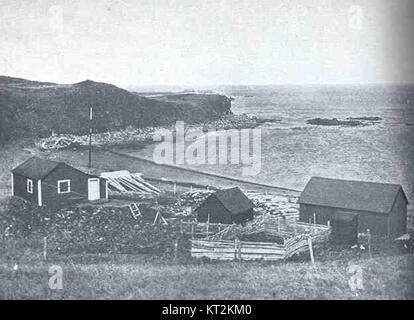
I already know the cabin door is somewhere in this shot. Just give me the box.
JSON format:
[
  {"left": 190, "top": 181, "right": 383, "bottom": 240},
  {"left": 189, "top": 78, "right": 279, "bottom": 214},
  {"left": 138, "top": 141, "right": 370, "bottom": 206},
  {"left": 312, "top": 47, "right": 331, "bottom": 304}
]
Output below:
[{"left": 88, "top": 178, "right": 100, "bottom": 201}]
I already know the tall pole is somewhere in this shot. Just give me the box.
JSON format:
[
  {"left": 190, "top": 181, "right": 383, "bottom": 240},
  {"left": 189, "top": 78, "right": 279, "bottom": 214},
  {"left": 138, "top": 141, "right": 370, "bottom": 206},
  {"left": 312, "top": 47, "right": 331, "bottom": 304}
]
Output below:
[{"left": 88, "top": 106, "right": 93, "bottom": 169}]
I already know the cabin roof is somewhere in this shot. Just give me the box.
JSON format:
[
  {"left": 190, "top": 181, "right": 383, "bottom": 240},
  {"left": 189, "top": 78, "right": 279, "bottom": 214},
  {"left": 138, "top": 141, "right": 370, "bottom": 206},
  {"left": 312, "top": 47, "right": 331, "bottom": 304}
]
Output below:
[
  {"left": 12, "top": 156, "right": 98, "bottom": 180},
  {"left": 298, "top": 176, "right": 408, "bottom": 214},
  {"left": 211, "top": 187, "right": 254, "bottom": 215},
  {"left": 12, "top": 156, "right": 61, "bottom": 180}
]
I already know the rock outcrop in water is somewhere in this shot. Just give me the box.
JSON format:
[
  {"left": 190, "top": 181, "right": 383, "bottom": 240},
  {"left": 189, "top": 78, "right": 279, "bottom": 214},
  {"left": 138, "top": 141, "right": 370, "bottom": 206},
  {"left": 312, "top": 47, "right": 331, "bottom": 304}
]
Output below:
[
  {"left": 307, "top": 117, "right": 382, "bottom": 126},
  {"left": 0, "top": 76, "right": 232, "bottom": 141}
]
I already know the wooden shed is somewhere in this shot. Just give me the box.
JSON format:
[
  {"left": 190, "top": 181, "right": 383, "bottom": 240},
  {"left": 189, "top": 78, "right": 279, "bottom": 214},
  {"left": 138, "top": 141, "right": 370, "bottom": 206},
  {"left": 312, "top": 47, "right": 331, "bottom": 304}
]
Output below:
[
  {"left": 11, "top": 156, "right": 108, "bottom": 208},
  {"left": 298, "top": 177, "right": 408, "bottom": 239},
  {"left": 196, "top": 187, "right": 254, "bottom": 224}
]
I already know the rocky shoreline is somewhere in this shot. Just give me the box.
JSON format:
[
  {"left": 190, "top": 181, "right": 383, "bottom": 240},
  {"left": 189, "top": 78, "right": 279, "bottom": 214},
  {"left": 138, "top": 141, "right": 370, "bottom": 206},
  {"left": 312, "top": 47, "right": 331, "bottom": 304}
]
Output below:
[{"left": 36, "top": 113, "right": 261, "bottom": 150}]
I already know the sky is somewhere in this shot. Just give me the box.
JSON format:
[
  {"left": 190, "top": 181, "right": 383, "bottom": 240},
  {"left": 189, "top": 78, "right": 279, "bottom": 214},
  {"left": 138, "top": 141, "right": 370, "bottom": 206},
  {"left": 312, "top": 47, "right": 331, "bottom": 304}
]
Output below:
[{"left": 0, "top": 0, "right": 413, "bottom": 86}]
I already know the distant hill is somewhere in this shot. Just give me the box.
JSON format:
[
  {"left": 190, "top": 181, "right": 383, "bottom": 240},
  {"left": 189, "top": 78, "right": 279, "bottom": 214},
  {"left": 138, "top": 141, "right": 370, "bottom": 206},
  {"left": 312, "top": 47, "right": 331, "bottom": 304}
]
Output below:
[{"left": 0, "top": 76, "right": 232, "bottom": 141}]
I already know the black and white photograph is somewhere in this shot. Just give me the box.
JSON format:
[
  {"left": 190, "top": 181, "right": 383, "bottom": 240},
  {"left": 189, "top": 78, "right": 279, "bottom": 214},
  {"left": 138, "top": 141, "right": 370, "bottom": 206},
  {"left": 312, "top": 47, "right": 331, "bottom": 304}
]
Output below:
[{"left": 0, "top": 0, "right": 413, "bottom": 303}]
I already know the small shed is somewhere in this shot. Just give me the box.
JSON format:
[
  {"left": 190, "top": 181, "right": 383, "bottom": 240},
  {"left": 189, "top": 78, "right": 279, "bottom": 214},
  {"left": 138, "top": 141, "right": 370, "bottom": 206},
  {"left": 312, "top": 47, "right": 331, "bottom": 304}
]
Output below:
[
  {"left": 11, "top": 156, "right": 108, "bottom": 207},
  {"left": 330, "top": 211, "right": 359, "bottom": 245},
  {"left": 195, "top": 187, "right": 254, "bottom": 224},
  {"left": 298, "top": 177, "right": 408, "bottom": 239}
]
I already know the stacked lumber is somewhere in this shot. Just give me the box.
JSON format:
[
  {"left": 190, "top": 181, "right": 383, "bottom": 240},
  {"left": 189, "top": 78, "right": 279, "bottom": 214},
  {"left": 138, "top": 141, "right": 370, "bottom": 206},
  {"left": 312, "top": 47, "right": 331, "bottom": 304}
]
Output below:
[{"left": 100, "top": 171, "right": 160, "bottom": 195}]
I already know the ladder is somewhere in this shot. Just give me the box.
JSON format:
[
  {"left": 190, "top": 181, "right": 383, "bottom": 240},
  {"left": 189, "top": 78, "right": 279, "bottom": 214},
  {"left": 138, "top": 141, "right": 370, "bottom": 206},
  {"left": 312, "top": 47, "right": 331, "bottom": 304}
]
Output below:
[{"left": 129, "top": 203, "right": 141, "bottom": 220}]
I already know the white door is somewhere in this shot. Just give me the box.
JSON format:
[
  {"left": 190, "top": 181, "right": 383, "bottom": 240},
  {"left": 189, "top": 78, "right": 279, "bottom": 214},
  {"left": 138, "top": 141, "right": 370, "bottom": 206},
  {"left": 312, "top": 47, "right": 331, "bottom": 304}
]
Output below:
[{"left": 88, "top": 178, "right": 100, "bottom": 200}]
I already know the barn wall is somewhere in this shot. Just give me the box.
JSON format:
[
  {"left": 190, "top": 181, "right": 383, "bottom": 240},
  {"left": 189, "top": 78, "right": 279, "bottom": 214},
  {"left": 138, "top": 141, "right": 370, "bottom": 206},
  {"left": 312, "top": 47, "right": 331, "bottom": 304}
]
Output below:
[
  {"left": 99, "top": 178, "right": 107, "bottom": 199},
  {"left": 299, "top": 204, "right": 335, "bottom": 224},
  {"left": 388, "top": 190, "right": 407, "bottom": 238},
  {"left": 42, "top": 164, "right": 90, "bottom": 207},
  {"left": 196, "top": 196, "right": 233, "bottom": 224},
  {"left": 299, "top": 203, "right": 389, "bottom": 236},
  {"left": 13, "top": 172, "right": 38, "bottom": 205},
  {"left": 357, "top": 212, "right": 388, "bottom": 236}
]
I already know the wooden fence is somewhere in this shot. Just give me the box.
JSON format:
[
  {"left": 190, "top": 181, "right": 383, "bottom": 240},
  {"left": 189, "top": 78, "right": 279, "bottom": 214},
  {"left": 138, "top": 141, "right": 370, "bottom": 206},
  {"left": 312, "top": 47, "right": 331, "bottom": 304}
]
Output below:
[
  {"left": 191, "top": 238, "right": 286, "bottom": 261},
  {"left": 179, "top": 220, "right": 227, "bottom": 238},
  {"left": 191, "top": 227, "right": 330, "bottom": 261}
]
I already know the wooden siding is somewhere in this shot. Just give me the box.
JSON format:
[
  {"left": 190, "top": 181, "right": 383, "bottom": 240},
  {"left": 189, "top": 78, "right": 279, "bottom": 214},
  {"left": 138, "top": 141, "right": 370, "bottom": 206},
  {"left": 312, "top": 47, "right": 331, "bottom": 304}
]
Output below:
[
  {"left": 42, "top": 164, "right": 90, "bottom": 207},
  {"left": 299, "top": 202, "right": 407, "bottom": 237},
  {"left": 196, "top": 196, "right": 254, "bottom": 224},
  {"left": 389, "top": 189, "right": 407, "bottom": 238},
  {"left": 99, "top": 178, "right": 107, "bottom": 199},
  {"left": 196, "top": 196, "right": 233, "bottom": 224},
  {"left": 13, "top": 172, "right": 38, "bottom": 204}
]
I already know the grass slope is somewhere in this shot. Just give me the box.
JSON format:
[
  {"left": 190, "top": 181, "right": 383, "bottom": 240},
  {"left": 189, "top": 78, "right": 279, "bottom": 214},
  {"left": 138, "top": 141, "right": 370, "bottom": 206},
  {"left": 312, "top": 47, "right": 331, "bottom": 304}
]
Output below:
[
  {"left": 1, "top": 252, "right": 412, "bottom": 299},
  {"left": 0, "top": 76, "right": 232, "bottom": 141}
]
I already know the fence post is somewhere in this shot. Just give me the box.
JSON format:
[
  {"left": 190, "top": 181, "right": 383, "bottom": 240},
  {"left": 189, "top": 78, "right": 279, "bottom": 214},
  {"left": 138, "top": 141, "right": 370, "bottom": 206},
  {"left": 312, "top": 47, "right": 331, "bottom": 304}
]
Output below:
[
  {"left": 277, "top": 216, "right": 280, "bottom": 233},
  {"left": 190, "top": 185, "right": 193, "bottom": 193},
  {"left": 238, "top": 239, "right": 242, "bottom": 262},
  {"left": 173, "top": 183, "right": 177, "bottom": 197},
  {"left": 294, "top": 219, "right": 297, "bottom": 236},
  {"left": 174, "top": 239, "right": 178, "bottom": 262},
  {"left": 206, "top": 214, "right": 210, "bottom": 237},
  {"left": 43, "top": 236, "right": 48, "bottom": 261},
  {"left": 308, "top": 236, "right": 315, "bottom": 266},
  {"left": 367, "top": 229, "right": 372, "bottom": 258},
  {"left": 191, "top": 222, "right": 194, "bottom": 239},
  {"left": 234, "top": 238, "right": 241, "bottom": 261}
]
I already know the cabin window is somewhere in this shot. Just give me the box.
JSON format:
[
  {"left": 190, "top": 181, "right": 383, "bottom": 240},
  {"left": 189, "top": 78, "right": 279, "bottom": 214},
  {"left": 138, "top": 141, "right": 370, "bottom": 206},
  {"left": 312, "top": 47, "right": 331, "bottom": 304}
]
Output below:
[
  {"left": 57, "top": 180, "right": 71, "bottom": 194},
  {"left": 27, "top": 179, "right": 33, "bottom": 193}
]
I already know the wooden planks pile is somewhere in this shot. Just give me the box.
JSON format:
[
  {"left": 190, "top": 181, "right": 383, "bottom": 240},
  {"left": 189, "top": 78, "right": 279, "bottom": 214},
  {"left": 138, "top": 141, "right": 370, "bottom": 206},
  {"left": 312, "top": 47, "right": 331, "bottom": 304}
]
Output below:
[{"left": 101, "top": 171, "right": 160, "bottom": 195}]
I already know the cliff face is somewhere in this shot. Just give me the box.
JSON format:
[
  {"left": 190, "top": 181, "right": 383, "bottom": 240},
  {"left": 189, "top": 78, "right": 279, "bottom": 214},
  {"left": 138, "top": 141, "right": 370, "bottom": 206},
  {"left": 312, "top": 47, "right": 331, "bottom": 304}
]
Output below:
[{"left": 0, "top": 76, "right": 232, "bottom": 141}]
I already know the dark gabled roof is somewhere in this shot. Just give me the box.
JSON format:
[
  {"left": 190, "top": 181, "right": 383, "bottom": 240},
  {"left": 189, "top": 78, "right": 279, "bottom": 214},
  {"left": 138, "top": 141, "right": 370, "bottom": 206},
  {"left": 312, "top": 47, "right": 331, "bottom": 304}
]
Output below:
[
  {"left": 11, "top": 156, "right": 97, "bottom": 180},
  {"left": 298, "top": 177, "right": 408, "bottom": 214},
  {"left": 12, "top": 156, "right": 61, "bottom": 180},
  {"left": 211, "top": 187, "right": 254, "bottom": 215}
]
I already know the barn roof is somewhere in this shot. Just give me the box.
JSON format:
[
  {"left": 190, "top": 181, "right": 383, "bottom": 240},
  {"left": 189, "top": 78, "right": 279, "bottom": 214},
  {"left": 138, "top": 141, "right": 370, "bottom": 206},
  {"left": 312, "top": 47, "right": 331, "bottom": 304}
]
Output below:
[
  {"left": 12, "top": 156, "right": 98, "bottom": 180},
  {"left": 212, "top": 187, "right": 254, "bottom": 215},
  {"left": 298, "top": 177, "right": 408, "bottom": 214},
  {"left": 12, "top": 156, "right": 61, "bottom": 180}
]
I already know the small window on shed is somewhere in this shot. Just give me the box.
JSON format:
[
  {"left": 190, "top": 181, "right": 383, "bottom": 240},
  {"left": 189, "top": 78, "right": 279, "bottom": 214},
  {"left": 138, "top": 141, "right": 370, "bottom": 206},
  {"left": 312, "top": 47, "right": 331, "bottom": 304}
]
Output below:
[
  {"left": 27, "top": 179, "right": 33, "bottom": 193},
  {"left": 57, "top": 180, "right": 71, "bottom": 194}
]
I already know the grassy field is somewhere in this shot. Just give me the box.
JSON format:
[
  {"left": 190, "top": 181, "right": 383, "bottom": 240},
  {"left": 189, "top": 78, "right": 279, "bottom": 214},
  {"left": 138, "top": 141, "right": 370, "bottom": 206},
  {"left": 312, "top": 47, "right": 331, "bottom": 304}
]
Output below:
[{"left": 0, "top": 250, "right": 412, "bottom": 300}]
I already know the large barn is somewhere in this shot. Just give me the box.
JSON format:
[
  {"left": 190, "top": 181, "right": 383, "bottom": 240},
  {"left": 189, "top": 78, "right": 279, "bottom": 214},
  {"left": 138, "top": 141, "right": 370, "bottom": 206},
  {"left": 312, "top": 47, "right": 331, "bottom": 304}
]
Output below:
[
  {"left": 298, "top": 177, "right": 408, "bottom": 239},
  {"left": 11, "top": 157, "right": 108, "bottom": 207},
  {"left": 196, "top": 187, "right": 254, "bottom": 224}
]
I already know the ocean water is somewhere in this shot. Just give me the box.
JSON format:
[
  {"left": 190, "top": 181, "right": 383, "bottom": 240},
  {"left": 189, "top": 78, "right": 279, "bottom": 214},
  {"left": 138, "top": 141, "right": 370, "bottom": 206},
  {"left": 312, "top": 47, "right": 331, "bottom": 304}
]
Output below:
[{"left": 136, "top": 85, "right": 414, "bottom": 203}]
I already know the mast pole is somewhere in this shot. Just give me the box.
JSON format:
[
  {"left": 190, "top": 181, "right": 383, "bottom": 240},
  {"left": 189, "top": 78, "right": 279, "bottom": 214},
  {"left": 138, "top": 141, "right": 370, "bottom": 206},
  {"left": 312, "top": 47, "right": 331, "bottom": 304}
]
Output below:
[{"left": 88, "top": 106, "right": 93, "bottom": 169}]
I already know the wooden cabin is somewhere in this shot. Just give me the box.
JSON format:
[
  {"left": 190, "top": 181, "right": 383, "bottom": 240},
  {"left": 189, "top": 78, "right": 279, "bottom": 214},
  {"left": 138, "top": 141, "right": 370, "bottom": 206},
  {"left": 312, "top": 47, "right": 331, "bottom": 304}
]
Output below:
[
  {"left": 196, "top": 187, "right": 254, "bottom": 224},
  {"left": 298, "top": 177, "right": 408, "bottom": 239},
  {"left": 11, "top": 156, "right": 108, "bottom": 207}
]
